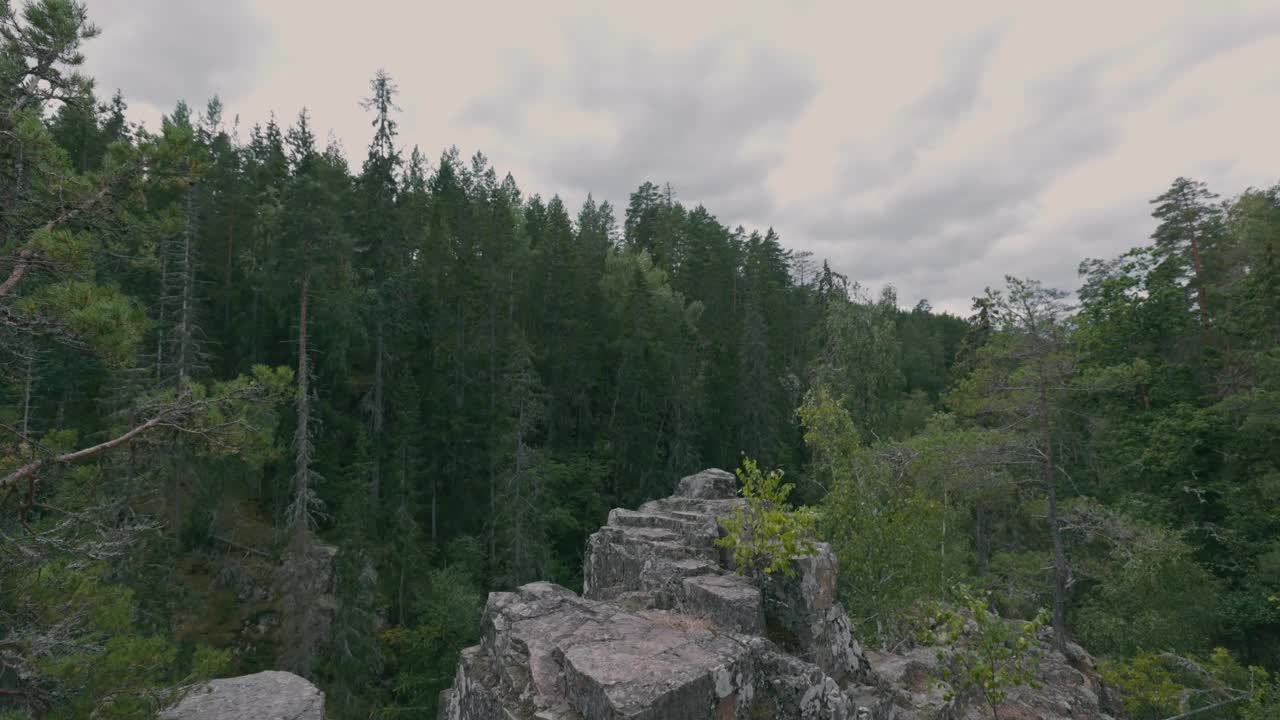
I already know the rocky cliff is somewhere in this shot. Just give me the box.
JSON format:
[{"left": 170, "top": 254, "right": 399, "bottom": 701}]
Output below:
[{"left": 437, "top": 468, "right": 1119, "bottom": 720}]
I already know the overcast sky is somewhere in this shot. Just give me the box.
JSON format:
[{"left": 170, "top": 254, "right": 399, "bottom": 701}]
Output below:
[{"left": 81, "top": 0, "right": 1280, "bottom": 314}]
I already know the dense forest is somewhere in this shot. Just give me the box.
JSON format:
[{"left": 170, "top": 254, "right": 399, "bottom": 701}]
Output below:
[{"left": 3, "top": 2, "right": 1280, "bottom": 718}]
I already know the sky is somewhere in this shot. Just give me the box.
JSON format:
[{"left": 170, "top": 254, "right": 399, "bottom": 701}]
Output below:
[{"left": 81, "top": 0, "right": 1280, "bottom": 314}]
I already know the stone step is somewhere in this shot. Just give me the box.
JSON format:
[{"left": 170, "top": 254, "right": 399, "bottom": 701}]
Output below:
[
  {"left": 607, "top": 508, "right": 706, "bottom": 533},
  {"left": 681, "top": 574, "right": 765, "bottom": 635}
]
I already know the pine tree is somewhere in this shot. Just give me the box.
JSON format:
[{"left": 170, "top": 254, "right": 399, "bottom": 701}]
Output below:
[
  {"left": 277, "top": 109, "right": 328, "bottom": 678},
  {"left": 1150, "top": 177, "right": 1224, "bottom": 338},
  {"left": 356, "top": 69, "right": 402, "bottom": 516},
  {"left": 949, "top": 277, "right": 1078, "bottom": 650}
]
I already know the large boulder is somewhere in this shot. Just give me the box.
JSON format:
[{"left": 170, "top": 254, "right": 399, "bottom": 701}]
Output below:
[
  {"left": 439, "top": 582, "right": 870, "bottom": 720},
  {"left": 674, "top": 468, "right": 738, "bottom": 499},
  {"left": 160, "top": 670, "right": 323, "bottom": 720}
]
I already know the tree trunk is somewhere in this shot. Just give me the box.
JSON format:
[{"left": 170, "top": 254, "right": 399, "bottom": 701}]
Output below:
[
  {"left": 224, "top": 205, "right": 236, "bottom": 330},
  {"left": 293, "top": 258, "right": 313, "bottom": 545},
  {"left": 975, "top": 502, "right": 990, "bottom": 577},
  {"left": 1188, "top": 235, "right": 1211, "bottom": 332},
  {"left": 1040, "top": 378, "right": 1068, "bottom": 650},
  {"left": 21, "top": 348, "right": 33, "bottom": 442},
  {"left": 397, "top": 442, "right": 407, "bottom": 625},
  {"left": 488, "top": 284, "right": 497, "bottom": 568},
  {"left": 372, "top": 316, "right": 384, "bottom": 509},
  {"left": 156, "top": 239, "right": 167, "bottom": 383},
  {"left": 177, "top": 185, "right": 196, "bottom": 390}
]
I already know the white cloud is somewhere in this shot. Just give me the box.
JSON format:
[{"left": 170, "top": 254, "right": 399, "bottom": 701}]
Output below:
[{"left": 80, "top": 0, "right": 1280, "bottom": 313}]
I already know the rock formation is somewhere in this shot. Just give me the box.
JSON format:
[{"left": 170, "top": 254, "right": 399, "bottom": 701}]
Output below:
[
  {"left": 159, "top": 670, "right": 324, "bottom": 720},
  {"left": 437, "top": 468, "right": 1120, "bottom": 720}
]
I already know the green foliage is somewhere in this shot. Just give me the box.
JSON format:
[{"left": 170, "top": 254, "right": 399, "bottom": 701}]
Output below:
[
  {"left": 810, "top": 288, "right": 906, "bottom": 443},
  {"left": 802, "top": 386, "right": 963, "bottom": 643},
  {"left": 1100, "top": 652, "right": 1190, "bottom": 720},
  {"left": 716, "top": 458, "right": 817, "bottom": 579},
  {"left": 1069, "top": 500, "right": 1224, "bottom": 657},
  {"left": 7, "top": 561, "right": 231, "bottom": 718},
  {"left": 381, "top": 565, "right": 482, "bottom": 718},
  {"left": 189, "top": 646, "right": 233, "bottom": 680},
  {"left": 921, "top": 585, "right": 1049, "bottom": 719},
  {"left": 12, "top": 280, "right": 149, "bottom": 365},
  {"left": 1241, "top": 675, "right": 1280, "bottom": 720},
  {"left": 1101, "top": 649, "right": 1272, "bottom": 720}
]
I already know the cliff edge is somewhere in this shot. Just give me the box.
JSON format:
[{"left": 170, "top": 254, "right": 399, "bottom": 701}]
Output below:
[{"left": 436, "top": 468, "right": 1116, "bottom": 720}]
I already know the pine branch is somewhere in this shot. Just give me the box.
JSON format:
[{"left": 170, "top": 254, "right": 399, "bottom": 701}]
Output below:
[
  {"left": 0, "top": 412, "right": 164, "bottom": 491},
  {"left": 0, "top": 182, "right": 114, "bottom": 298}
]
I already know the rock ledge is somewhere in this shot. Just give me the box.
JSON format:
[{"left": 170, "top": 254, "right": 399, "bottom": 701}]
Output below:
[{"left": 438, "top": 467, "right": 1119, "bottom": 720}]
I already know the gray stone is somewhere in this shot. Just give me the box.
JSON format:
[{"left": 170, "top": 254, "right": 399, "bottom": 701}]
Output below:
[
  {"left": 160, "top": 670, "right": 323, "bottom": 720},
  {"left": 761, "top": 543, "right": 870, "bottom": 684},
  {"left": 680, "top": 574, "right": 764, "bottom": 635},
  {"left": 674, "top": 468, "right": 738, "bottom": 499},
  {"left": 582, "top": 524, "right": 718, "bottom": 605},
  {"left": 866, "top": 648, "right": 950, "bottom": 718},
  {"left": 440, "top": 582, "right": 763, "bottom": 720}
]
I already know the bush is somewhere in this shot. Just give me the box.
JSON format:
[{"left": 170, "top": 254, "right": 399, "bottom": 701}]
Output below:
[
  {"left": 716, "top": 458, "right": 817, "bottom": 579},
  {"left": 1100, "top": 648, "right": 1271, "bottom": 720},
  {"left": 919, "top": 584, "right": 1049, "bottom": 720}
]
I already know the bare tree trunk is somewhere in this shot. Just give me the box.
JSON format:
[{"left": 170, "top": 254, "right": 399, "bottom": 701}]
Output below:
[
  {"left": 397, "top": 441, "right": 408, "bottom": 624},
  {"left": 156, "top": 243, "right": 167, "bottom": 383},
  {"left": 224, "top": 206, "right": 235, "bottom": 329},
  {"left": 177, "top": 186, "right": 196, "bottom": 390},
  {"left": 489, "top": 286, "right": 497, "bottom": 567},
  {"left": 292, "top": 256, "right": 313, "bottom": 545},
  {"left": 975, "top": 502, "right": 990, "bottom": 577},
  {"left": 1040, "top": 378, "right": 1068, "bottom": 651},
  {"left": 21, "top": 347, "right": 33, "bottom": 441},
  {"left": 167, "top": 185, "right": 199, "bottom": 536},
  {"left": 278, "top": 247, "right": 321, "bottom": 678},
  {"left": 1188, "top": 235, "right": 1211, "bottom": 332},
  {"left": 372, "top": 316, "right": 384, "bottom": 509}
]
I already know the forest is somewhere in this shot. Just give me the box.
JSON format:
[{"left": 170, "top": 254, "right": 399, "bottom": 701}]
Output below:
[{"left": 2, "top": 2, "right": 1280, "bottom": 718}]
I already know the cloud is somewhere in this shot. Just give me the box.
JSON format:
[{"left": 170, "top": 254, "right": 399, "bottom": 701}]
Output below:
[
  {"left": 75, "top": 0, "right": 1280, "bottom": 314},
  {"left": 83, "top": 0, "right": 269, "bottom": 110},
  {"left": 458, "top": 19, "right": 818, "bottom": 222},
  {"left": 782, "top": 4, "right": 1280, "bottom": 312}
]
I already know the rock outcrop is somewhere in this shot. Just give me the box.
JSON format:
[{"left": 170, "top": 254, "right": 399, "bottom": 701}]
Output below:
[
  {"left": 160, "top": 670, "right": 324, "bottom": 720},
  {"left": 438, "top": 468, "right": 1117, "bottom": 720},
  {"left": 868, "top": 638, "right": 1122, "bottom": 719}
]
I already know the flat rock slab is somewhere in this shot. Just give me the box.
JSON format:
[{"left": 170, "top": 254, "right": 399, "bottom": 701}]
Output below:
[
  {"left": 675, "top": 468, "right": 738, "bottom": 499},
  {"left": 160, "top": 671, "right": 324, "bottom": 720},
  {"left": 608, "top": 508, "right": 710, "bottom": 533},
  {"left": 478, "top": 582, "right": 754, "bottom": 719},
  {"left": 682, "top": 574, "right": 764, "bottom": 635}
]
